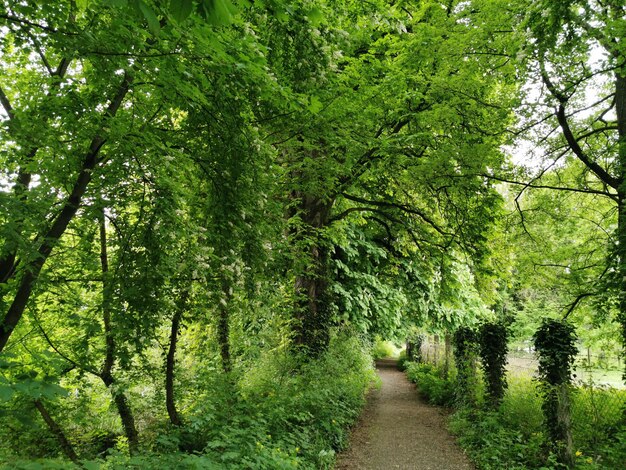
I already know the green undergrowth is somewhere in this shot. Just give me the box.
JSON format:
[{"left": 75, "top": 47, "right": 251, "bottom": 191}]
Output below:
[
  {"left": 371, "top": 338, "right": 396, "bottom": 360},
  {"left": 404, "top": 361, "right": 626, "bottom": 469},
  {"left": 405, "top": 362, "right": 456, "bottom": 407},
  {"left": 1, "top": 333, "right": 377, "bottom": 469}
]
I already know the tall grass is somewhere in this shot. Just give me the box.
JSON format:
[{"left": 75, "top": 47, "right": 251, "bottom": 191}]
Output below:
[{"left": 405, "top": 361, "right": 626, "bottom": 469}]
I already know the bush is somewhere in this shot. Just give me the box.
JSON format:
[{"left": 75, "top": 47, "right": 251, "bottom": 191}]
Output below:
[
  {"left": 405, "top": 362, "right": 455, "bottom": 407},
  {"left": 0, "top": 331, "right": 377, "bottom": 470},
  {"left": 397, "top": 350, "right": 409, "bottom": 371},
  {"left": 449, "top": 374, "right": 626, "bottom": 469},
  {"left": 371, "top": 339, "right": 395, "bottom": 360}
]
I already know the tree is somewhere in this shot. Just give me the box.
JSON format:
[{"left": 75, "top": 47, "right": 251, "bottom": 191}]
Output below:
[
  {"left": 515, "top": 0, "right": 626, "bottom": 374},
  {"left": 255, "top": 0, "right": 517, "bottom": 353}
]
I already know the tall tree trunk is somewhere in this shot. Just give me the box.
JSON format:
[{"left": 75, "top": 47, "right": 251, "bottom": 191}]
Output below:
[
  {"left": 217, "top": 278, "right": 232, "bottom": 373},
  {"left": 616, "top": 72, "right": 626, "bottom": 381},
  {"left": 292, "top": 194, "right": 334, "bottom": 355},
  {"left": 166, "top": 289, "right": 188, "bottom": 426},
  {"left": 98, "top": 207, "right": 139, "bottom": 455},
  {"left": 34, "top": 399, "right": 82, "bottom": 466}
]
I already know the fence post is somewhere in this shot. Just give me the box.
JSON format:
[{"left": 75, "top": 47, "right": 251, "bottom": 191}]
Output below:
[{"left": 533, "top": 319, "right": 577, "bottom": 468}]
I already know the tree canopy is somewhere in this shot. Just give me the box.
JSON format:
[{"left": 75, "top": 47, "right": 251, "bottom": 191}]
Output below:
[{"left": 0, "top": 0, "right": 625, "bottom": 467}]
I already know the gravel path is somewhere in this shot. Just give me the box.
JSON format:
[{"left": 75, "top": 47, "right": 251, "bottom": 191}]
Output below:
[{"left": 335, "top": 359, "right": 474, "bottom": 470}]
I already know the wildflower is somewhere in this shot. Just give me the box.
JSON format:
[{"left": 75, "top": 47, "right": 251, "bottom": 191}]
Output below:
[{"left": 575, "top": 450, "right": 583, "bottom": 457}]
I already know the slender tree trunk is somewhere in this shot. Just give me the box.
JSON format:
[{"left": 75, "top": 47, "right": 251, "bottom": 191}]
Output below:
[
  {"left": 0, "top": 73, "right": 132, "bottom": 353},
  {"left": 100, "top": 373, "right": 139, "bottom": 455},
  {"left": 166, "top": 290, "right": 188, "bottom": 427},
  {"left": 217, "top": 283, "right": 232, "bottom": 374},
  {"left": 34, "top": 399, "right": 82, "bottom": 466},
  {"left": 615, "top": 73, "right": 626, "bottom": 382},
  {"left": 98, "top": 207, "right": 139, "bottom": 455},
  {"left": 555, "top": 383, "right": 575, "bottom": 467}
]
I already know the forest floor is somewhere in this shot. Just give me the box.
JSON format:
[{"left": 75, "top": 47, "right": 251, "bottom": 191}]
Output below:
[{"left": 335, "top": 359, "right": 474, "bottom": 470}]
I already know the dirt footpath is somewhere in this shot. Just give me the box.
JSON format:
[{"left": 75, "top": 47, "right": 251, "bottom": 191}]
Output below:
[{"left": 335, "top": 359, "right": 474, "bottom": 470}]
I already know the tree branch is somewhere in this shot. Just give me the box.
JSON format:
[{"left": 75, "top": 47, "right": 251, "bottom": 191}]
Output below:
[
  {"left": 483, "top": 174, "right": 617, "bottom": 200},
  {"left": 540, "top": 63, "right": 620, "bottom": 189},
  {"left": 341, "top": 192, "right": 448, "bottom": 236},
  {"left": 562, "top": 292, "right": 595, "bottom": 320},
  {"left": 0, "top": 85, "right": 14, "bottom": 119}
]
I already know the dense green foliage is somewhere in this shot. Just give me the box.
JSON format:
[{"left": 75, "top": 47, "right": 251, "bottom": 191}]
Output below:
[
  {"left": 478, "top": 322, "right": 508, "bottom": 408},
  {"left": 450, "top": 381, "right": 626, "bottom": 469},
  {"left": 2, "top": 331, "right": 376, "bottom": 469},
  {"left": 405, "top": 362, "right": 455, "bottom": 407},
  {"left": 407, "top": 361, "right": 626, "bottom": 469},
  {"left": 1, "top": 0, "right": 625, "bottom": 467}
]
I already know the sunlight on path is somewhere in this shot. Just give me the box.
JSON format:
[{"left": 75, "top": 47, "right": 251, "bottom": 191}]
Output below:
[{"left": 335, "top": 359, "right": 473, "bottom": 470}]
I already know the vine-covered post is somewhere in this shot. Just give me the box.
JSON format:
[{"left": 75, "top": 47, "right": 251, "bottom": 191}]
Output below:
[
  {"left": 406, "top": 333, "right": 424, "bottom": 363},
  {"left": 533, "top": 319, "right": 578, "bottom": 468},
  {"left": 443, "top": 334, "right": 452, "bottom": 379},
  {"left": 478, "top": 322, "right": 509, "bottom": 409},
  {"left": 453, "top": 327, "right": 479, "bottom": 407}
]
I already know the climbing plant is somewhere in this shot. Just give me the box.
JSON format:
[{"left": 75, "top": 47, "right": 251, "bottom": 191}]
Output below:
[
  {"left": 478, "top": 322, "right": 509, "bottom": 409},
  {"left": 453, "top": 327, "right": 479, "bottom": 407},
  {"left": 533, "top": 319, "right": 578, "bottom": 467}
]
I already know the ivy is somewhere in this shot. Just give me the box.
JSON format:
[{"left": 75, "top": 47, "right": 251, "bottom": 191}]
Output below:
[
  {"left": 453, "top": 326, "right": 479, "bottom": 407},
  {"left": 534, "top": 319, "right": 578, "bottom": 388},
  {"left": 406, "top": 333, "right": 425, "bottom": 363},
  {"left": 478, "top": 322, "right": 508, "bottom": 409},
  {"left": 533, "top": 319, "right": 578, "bottom": 467}
]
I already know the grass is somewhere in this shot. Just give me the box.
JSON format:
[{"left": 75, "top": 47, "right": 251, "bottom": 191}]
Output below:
[{"left": 404, "top": 360, "right": 626, "bottom": 469}]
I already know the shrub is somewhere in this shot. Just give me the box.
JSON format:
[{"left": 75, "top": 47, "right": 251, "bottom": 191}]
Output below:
[
  {"left": 1, "top": 331, "right": 377, "bottom": 470},
  {"left": 397, "top": 350, "right": 409, "bottom": 371},
  {"left": 405, "top": 362, "right": 456, "bottom": 407},
  {"left": 449, "top": 374, "right": 626, "bottom": 469},
  {"left": 371, "top": 339, "right": 395, "bottom": 360}
]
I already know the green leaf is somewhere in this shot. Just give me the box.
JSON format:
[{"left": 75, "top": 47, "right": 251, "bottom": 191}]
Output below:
[
  {"left": 213, "top": 0, "right": 237, "bottom": 25},
  {"left": 169, "top": 0, "right": 193, "bottom": 23},
  {"left": 308, "top": 96, "right": 323, "bottom": 114},
  {"left": 82, "top": 462, "right": 102, "bottom": 470},
  {"left": 105, "top": 0, "right": 128, "bottom": 7},
  {"left": 41, "top": 382, "right": 69, "bottom": 399},
  {"left": 0, "top": 384, "right": 13, "bottom": 401},
  {"left": 138, "top": 0, "right": 160, "bottom": 35},
  {"left": 307, "top": 7, "right": 324, "bottom": 26}
]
